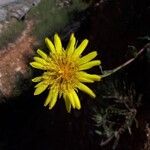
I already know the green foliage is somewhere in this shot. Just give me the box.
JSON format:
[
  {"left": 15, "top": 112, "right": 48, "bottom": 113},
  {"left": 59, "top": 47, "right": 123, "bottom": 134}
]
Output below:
[
  {"left": 70, "top": 0, "right": 89, "bottom": 10},
  {"left": 88, "top": 73, "right": 142, "bottom": 149},
  {"left": 28, "top": 0, "right": 88, "bottom": 42},
  {"left": 0, "top": 20, "right": 25, "bottom": 49},
  {"left": 0, "top": 0, "right": 88, "bottom": 49}
]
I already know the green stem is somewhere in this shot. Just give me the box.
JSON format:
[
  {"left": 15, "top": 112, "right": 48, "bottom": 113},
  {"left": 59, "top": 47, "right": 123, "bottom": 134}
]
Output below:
[{"left": 101, "top": 45, "right": 147, "bottom": 78}]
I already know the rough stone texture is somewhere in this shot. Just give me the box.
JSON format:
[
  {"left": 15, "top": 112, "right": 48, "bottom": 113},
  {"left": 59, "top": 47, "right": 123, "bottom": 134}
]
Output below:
[
  {"left": 0, "top": 0, "right": 41, "bottom": 34},
  {"left": 0, "top": 21, "right": 35, "bottom": 101},
  {"left": 0, "top": 0, "right": 17, "bottom": 6},
  {"left": 0, "top": 0, "right": 41, "bottom": 21},
  {"left": 0, "top": 8, "right": 7, "bottom": 21}
]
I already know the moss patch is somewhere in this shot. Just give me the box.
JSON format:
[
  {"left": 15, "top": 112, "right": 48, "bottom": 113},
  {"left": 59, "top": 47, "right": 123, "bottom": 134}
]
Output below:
[
  {"left": 28, "top": 0, "right": 88, "bottom": 42},
  {"left": 0, "top": 20, "right": 25, "bottom": 49}
]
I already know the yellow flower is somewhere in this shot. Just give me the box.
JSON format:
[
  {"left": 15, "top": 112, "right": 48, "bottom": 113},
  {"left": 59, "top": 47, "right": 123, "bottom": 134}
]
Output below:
[{"left": 30, "top": 33, "right": 101, "bottom": 112}]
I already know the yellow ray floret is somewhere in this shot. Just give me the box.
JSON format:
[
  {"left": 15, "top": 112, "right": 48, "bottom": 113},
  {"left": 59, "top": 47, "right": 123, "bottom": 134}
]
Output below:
[
  {"left": 37, "top": 49, "right": 47, "bottom": 59},
  {"left": 30, "top": 33, "right": 102, "bottom": 112},
  {"left": 66, "top": 33, "right": 76, "bottom": 55},
  {"left": 54, "top": 33, "right": 62, "bottom": 54},
  {"left": 45, "top": 37, "right": 55, "bottom": 53},
  {"left": 79, "top": 51, "right": 97, "bottom": 64}
]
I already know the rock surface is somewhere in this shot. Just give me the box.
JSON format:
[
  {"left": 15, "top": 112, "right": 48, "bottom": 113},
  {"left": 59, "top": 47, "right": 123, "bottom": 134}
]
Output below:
[
  {"left": 0, "top": 0, "right": 39, "bottom": 101},
  {"left": 0, "top": 8, "right": 7, "bottom": 21},
  {"left": 0, "top": 0, "right": 40, "bottom": 21},
  {"left": 0, "top": 0, "right": 41, "bottom": 34},
  {"left": 0, "top": 21, "right": 35, "bottom": 101}
]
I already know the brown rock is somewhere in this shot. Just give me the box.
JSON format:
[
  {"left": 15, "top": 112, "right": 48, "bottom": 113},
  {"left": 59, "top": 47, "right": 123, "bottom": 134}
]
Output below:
[{"left": 0, "top": 21, "right": 35, "bottom": 101}]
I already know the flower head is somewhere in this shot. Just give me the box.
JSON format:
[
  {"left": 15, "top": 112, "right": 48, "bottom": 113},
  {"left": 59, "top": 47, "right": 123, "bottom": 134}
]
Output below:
[{"left": 30, "top": 33, "right": 101, "bottom": 112}]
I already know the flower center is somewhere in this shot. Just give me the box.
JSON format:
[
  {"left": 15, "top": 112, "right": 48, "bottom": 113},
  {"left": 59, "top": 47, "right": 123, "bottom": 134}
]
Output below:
[
  {"left": 49, "top": 54, "right": 79, "bottom": 91},
  {"left": 58, "top": 60, "right": 78, "bottom": 81}
]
